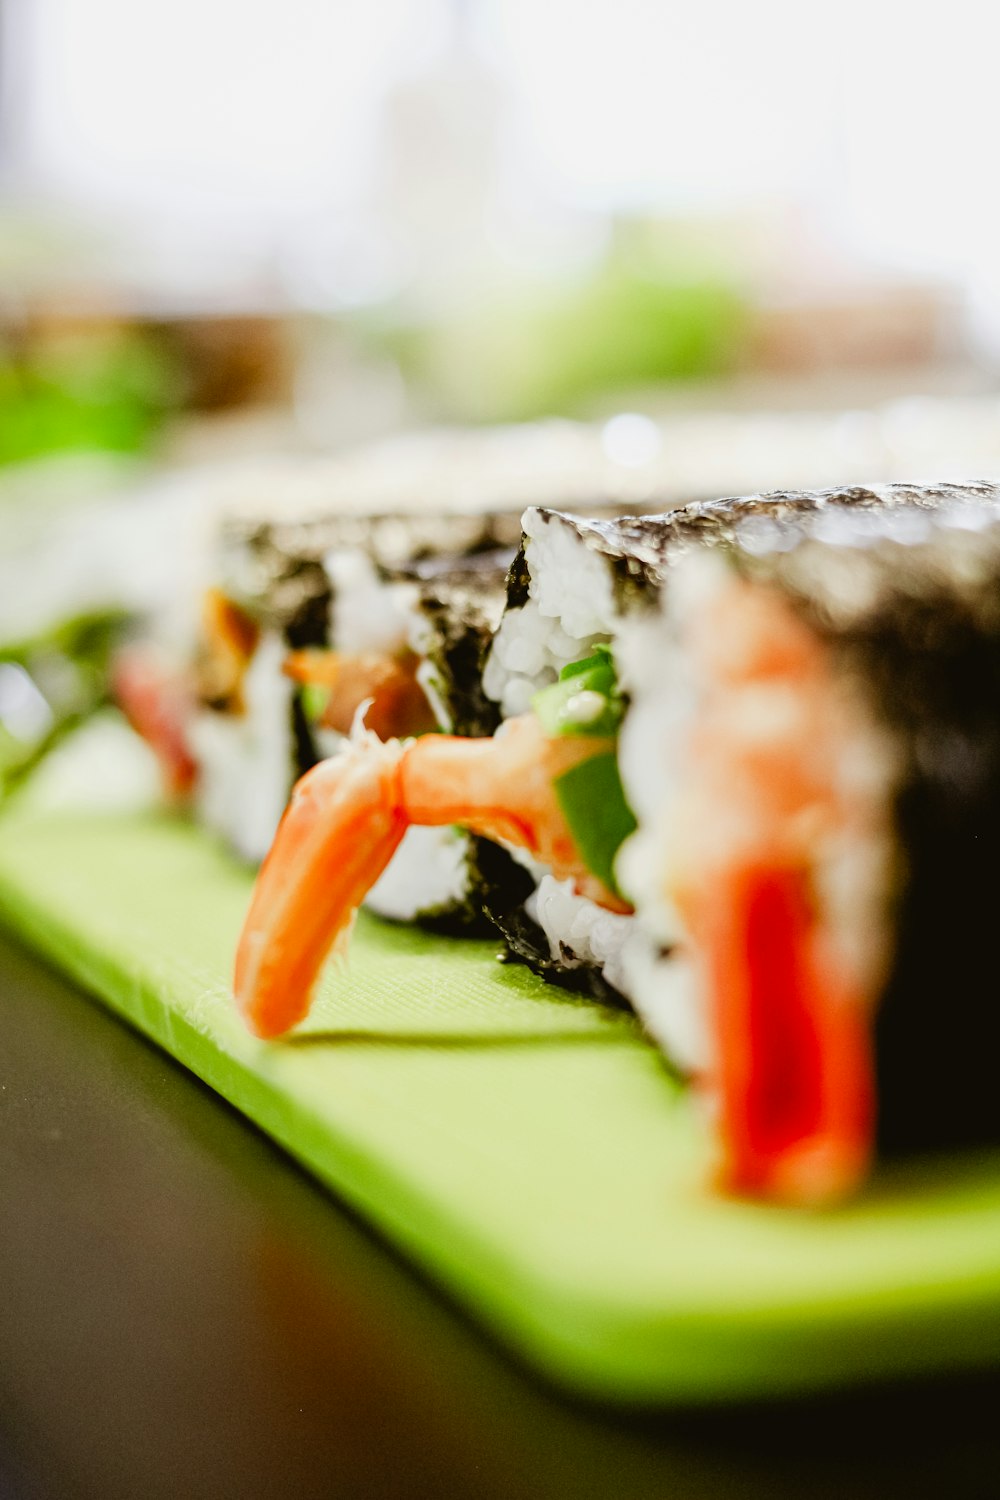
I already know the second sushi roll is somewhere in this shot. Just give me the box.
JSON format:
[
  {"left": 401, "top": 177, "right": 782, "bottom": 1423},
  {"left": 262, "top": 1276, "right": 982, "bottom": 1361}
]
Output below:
[{"left": 116, "top": 501, "right": 521, "bottom": 930}]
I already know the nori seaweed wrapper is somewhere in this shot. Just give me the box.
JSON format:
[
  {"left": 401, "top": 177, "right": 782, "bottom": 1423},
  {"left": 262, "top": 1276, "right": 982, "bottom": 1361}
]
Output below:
[
  {"left": 504, "top": 481, "right": 1000, "bottom": 618},
  {"left": 415, "top": 835, "right": 534, "bottom": 941},
  {"left": 397, "top": 550, "right": 509, "bottom": 739},
  {"left": 215, "top": 509, "right": 525, "bottom": 647}
]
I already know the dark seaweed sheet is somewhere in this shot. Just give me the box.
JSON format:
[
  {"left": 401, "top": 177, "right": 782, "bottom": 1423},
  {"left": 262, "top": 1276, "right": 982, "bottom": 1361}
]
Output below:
[
  {"left": 218, "top": 509, "right": 525, "bottom": 641},
  {"left": 512, "top": 482, "right": 1000, "bottom": 614},
  {"left": 491, "top": 898, "right": 631, "bottom": 1010},
  {"left": 398, "top": 551, "right": 509, "bottom": 740},
  {"left": 414, "top": 836, "right": 532, "bottom": 938}
]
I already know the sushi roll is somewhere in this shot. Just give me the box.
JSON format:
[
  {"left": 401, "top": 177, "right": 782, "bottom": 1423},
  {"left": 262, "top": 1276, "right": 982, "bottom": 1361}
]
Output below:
[
  {"left": 480, "top": 483, "right": 1000, "bottom": 1027},
  {"left": 115, "top": 419, "right": 690, "bottom": 930},
  {"left": 113, "top": 415, "right": 669, "bottom": 860},
  {"left": 617, "top": 483, "right": 1000, "bottom": 1202},
  {"left": 117, "top": 503, "right": 521, "bottom": 930},
  {"left": 233, "top": 481, "right": 1000, "bottom": 1052}
]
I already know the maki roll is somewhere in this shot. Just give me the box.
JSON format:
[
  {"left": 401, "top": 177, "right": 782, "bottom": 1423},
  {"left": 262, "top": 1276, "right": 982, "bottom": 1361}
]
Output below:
[
  {"left": 234, "top": 481, "right": 1000, "bottom": 1055},
  {"left": 113, "top": 416, "right": 669, "bottom": 874},
  {"left": 617, "top": 483, "right": 1000, "bottom": 1201},
  {"left": 481, "top": 483, "right": 1000, "bottom": 1034},
  {"left": 117, "top": 503, "right": 520, "bottom": 929}
]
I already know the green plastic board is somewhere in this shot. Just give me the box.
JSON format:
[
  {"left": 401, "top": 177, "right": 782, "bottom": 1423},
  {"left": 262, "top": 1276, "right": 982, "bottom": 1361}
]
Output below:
[{"left": 1, "top": 804, "right": 999, "bottom": 1403}]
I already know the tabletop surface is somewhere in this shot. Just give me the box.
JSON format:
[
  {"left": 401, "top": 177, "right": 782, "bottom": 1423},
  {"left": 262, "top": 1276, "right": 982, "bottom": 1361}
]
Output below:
[{"left": 2, "top": 927, "right": 999, "bottom": 1500}]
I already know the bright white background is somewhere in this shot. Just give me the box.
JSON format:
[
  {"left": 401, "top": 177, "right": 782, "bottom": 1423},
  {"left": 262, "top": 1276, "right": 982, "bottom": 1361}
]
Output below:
[{"left": 5, "top": 0, "right": 1000, "bottom": 339}]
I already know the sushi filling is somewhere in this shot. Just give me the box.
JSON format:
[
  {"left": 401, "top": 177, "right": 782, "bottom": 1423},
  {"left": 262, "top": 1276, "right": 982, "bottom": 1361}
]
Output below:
[
  {"left": 117, "top": 548, "right": 486, "bottom": 915},
  {"left": 189, "top": 550, "right": 436, "bottom": 862},
  {"left": 655, "top": 556, "right": 898, "bottom": 1201},
  {"left": 233, "top": 708, "right": 624, "bottom": 1037},
  {"left": 483, "top": 510, "right": 641, "bottom": 995}
]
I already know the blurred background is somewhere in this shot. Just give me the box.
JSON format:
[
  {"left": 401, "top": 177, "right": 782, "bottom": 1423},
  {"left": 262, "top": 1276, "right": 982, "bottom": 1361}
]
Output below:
[
  {"left": 1, "top": 0, "right": 999, "bottom": 461},
  {"left": 5, "top": 0, "right": 1000, "bottom": 788}
]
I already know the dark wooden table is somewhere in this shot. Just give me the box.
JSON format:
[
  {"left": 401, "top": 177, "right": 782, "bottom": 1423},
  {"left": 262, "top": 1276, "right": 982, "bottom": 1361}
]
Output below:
[{"left": 1, "top": 929, "right": 997, "bottom": 1500}]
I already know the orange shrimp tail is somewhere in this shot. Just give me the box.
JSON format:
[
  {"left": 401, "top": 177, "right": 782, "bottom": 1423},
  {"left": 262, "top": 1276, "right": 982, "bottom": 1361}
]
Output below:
[
  {"left": 398, "top": 719, "right": 615, "bottom": 894},
  {"left": 234, "top": 742, "right": 407, "bottom": 1038},
  {"left": 234, "top": 716, "right": 624, "bottom": 1039}
]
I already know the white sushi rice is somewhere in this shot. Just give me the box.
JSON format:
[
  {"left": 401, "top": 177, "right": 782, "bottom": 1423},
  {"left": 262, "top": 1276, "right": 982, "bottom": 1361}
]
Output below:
[
  {"left": 189, "top": 631, "right": 295, "bottom": 863},
  {"left": 483, "top": 509, "right": 618, "bottom": 719},
  {"left": 482, "top": 507, "right": 647, "bottom": 1017},
  {"left": 322, "top": 547, "right": 481, "bottom": 921},
  {"left": 325, "top": 548, "right": 421, "bottom": 657},
  {"left": 526, "top": 875, "right": 633, "bottom": 992},
  {"left": 479, "top": 507, "right": 720, "bottom": 1071},
  {"left": 366, "top": 824, "right": 472, "bottom": 921}
]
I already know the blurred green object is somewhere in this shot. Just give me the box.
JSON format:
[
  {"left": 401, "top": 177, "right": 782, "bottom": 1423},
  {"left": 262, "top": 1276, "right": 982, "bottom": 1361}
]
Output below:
[
  {"left": 0, "top": 609, "right": 131, "bottom": 796},
  {"left": 0, "top": 325, "right": 180, "bottom": 467},
  {"left": 371, "top": 229, "right": 749, "bottom": 421}
]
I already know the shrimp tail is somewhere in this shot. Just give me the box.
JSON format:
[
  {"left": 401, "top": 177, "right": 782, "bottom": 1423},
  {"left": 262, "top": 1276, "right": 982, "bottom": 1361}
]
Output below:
[
  {"left": 234, "top": 738, "right": 407, "bottom": 1038},
  {"left": 233, "top": 716, "right": 618, "bottom": 1039}
]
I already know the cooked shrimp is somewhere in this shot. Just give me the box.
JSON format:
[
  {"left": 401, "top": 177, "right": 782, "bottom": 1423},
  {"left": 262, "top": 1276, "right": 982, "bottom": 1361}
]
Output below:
[
  {"left": 196, "top": 588, "right": 260, "bottom": 713},
  {"left": 283, "top": 646, "right": 437, "bottom": 740},
  {"left": 670, "top": 576, "right": 881, "bottom": 1203},
  {"left": 234, "top": 715, "right": 622, "bottom": 1038}
]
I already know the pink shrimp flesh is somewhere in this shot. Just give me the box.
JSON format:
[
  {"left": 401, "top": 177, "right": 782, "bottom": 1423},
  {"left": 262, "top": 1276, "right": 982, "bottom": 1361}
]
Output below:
[
  {"left": 670, "top": 576, "right": 881, "bottom": 1203},
  {"left": 234, "top": 715, "right": 621, "bottom": 1038}
]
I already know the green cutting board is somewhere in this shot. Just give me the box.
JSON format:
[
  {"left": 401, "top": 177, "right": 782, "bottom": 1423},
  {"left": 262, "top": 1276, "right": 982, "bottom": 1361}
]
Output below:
[{"left": 1, "top": 804, "right": 999, "bottom": 1403}]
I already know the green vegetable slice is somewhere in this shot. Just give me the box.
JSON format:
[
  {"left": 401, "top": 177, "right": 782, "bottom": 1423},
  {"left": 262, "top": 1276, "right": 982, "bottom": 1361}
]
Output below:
[
  {"left": 554, "top": 752, "right": 637, "bottom": 897},
  {"left": 531, "top": 645, "right": 625, "bottom": 739},
  {"left": 532, "top": 646, "right": 636, "bottom": 894},
  {"left": 300, "top": 682, "right": 331, "bottom": 724},
  {"left": 558, "top": 646, "right": 614, "bottom": 682}
]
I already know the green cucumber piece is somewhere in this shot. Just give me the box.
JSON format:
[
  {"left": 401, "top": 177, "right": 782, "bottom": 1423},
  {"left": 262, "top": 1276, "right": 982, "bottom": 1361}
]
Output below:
[
  {"left": 559, "top": 644, "right": 614, "bottom": 681},
  {"left": 300, "top": 682, "right": 331, "bottom": 723},
  {"left": 532, "top": 645, "right": 624, "bottom": 740},
  {"left": 554, "top": 751, "right": 636, "bottom": 896}
]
